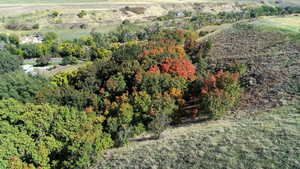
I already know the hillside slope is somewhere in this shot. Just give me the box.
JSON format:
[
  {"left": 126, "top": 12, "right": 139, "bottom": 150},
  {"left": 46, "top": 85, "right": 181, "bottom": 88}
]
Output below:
[
  {"left": 93, "top": 105, "right": 300, "bottom": 169},
  {"left": 93, "top": 16, "right": 300, "bottom": 169},
  {"left": 204, "top": 16, "right": 300, "bottom": 111}
]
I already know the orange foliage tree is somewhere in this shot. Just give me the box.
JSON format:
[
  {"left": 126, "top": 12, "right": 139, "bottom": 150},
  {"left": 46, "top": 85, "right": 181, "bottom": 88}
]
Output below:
[{"left": 148, "top": 58, "right": 196, "bottom": 81}]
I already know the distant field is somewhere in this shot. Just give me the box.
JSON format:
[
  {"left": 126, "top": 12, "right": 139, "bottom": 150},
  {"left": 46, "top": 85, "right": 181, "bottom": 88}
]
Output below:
[
  {"left": 256, "top": 16, "right": 300, "bottom": 33},
  {"left": 0, "top": 0, "right": 299, "bottom": 5},
  {"left": 0, "top": 0, "right": 299, "bottom": 4}
]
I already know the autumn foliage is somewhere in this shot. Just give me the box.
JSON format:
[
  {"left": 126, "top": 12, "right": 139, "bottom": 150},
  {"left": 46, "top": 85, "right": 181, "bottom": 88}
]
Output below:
[
  {"left": 199, "top": 70, "right": 242, "bottom": 118},
  {"left": 161, "top": 58, "right": 196, "bottom": 81}
]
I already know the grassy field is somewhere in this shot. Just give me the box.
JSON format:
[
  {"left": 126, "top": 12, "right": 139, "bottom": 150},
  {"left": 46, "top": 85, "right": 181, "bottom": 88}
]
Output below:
[
  {"left": 254, "top": 16, "right": 300, "bottom": 42},
  {"left": 94, "top": 104, "right": 300, "bottom": 169}
]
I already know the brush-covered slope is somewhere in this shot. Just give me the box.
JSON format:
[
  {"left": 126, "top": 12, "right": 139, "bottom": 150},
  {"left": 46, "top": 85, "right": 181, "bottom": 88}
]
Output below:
[{"left": 93, "top": 16, "right": 300, "bottom": 169}]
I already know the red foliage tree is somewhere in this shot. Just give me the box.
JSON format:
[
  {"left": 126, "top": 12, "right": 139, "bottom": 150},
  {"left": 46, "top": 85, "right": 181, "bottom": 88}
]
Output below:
[{"left": 148, "top": 58, "right": 196, "bottom": 81}]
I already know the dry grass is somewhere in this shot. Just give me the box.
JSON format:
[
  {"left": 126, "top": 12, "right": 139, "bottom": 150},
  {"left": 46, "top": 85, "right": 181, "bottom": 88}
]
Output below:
[{"left": 93, "top": 105, "right": 300, "bottom": 169}]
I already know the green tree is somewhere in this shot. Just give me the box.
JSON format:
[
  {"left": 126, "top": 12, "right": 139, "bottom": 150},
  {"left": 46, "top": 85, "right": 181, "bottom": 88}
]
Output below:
[
  {"left": 0, "top": 99, "right": 113, "bottom": 169},
  {"left": 21, "top": 43, "right": 43, "bottom": 58},
  {"left": 43, "top": 32, "right": 58, "bottom": 42},
  {"left": 0, "top": 71, "right": 49, "bottom": 103},
  {"left": 0, "top": 51, "right": 22, "bottom": 74},
  {"left": 8, "top": 33, "right": 20, "bottom": 46},
  {"left": 0, "top": 33, "right": 8, "bottom": 42},
  {"left": 90, "top": 47, "right": 112, "bottom": 61}
]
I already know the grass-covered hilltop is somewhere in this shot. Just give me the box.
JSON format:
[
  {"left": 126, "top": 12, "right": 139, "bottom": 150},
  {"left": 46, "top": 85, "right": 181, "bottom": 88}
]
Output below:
[{"left": 0, "top": 0, "right": 299, "bottom": 169}]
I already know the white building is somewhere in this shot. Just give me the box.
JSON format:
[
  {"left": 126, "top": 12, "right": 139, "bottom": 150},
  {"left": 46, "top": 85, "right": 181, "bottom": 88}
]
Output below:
[{"left": 20, "top": 36, "right": 43, "bottom": 44}]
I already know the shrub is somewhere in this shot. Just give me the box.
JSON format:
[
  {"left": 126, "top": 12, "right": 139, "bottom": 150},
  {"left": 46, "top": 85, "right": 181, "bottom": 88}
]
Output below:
[
  {"left": 36, "top": 56, "right": 51, "bottom": 66},
  {"left": 32, "top": 23, "right": 39, "bottom": 29},
  {"left": 0, "top": 33, "right": 8, "bottom": 42},
  {"left": 227, "top": 62, "right": 247, "bottom": 75},
  {"left": 43, "top": 32, "right": 58, "bottom": 42},
  {"left": 50, "top": 10, "right": 59, "bottom": 18},
  {"left": 0, "top": 99, "right": 113, "bottom": 169},
  {"left": 113, "top": 42, "right": 142, "bottom": 63},
  {"left": 8, "top": 34, "right": 20, "bottom": 46},
  {"left": 106, "top": 73, "right": 127, "bottom": 94},
  {"left": 4, "top": 44, "right": 23, "bottom": 55},
  {"left": 77, "top": 10, "right": 87, "bottom": 18},
  {"left": 5, "top": 20, "right": 22, "bottom": 30},
  {"left": 105, "top": 100, "right": 134, "bottom": 147},
  {"left": 91, "top": 32, "right": 110, "bottom": 48},
  {"left": 151, "top": 29, "right": 187, "bottom": 45},
  {"left": 61, "top": 56, "right": 79, "bottom": 65},
  {"left": 51, "top": 69, "right": 78, "bottom": 87},
  {"left": 148, "top": 93, "right": 178, "bottom": 138},
  {"left": 80, "top": 23, "right": 88, "bottom": 29},
  {"left": 90, "top": 47, "right": 112, "bottom": 61},
  {"left": 132, "top": 91, "right": 152, "bottom": 114},
  {"left": 0, "top": 51, "right": 22, "bottom": 74},
  {"left": 21, "top": 43, "right": 43, "bottom": 58},
  {"left": 198, "top": 70, "right": 242, "bottom": 119},
  {"left": 59, "top": 42, "right": 85, "bottom": 58},
  {"left": 122, "top": 19, "right": 130, "bottom": 25}
]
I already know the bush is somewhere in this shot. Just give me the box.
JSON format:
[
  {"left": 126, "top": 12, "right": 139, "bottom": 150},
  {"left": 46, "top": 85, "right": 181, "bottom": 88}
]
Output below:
[
  {"left": 61, "top": 56, "right": 79, "bottom": 65},
  {"left": 59, "top": 42, "right": 85, "bottom": 58},
  {"left": 106, "top": 73, "right": 127, "bottom": 94},
  {"left": 106, "top": 102, "right": 134, "bottom": 146},
  {"left": 4, "top": 44, "right": 23, "bottom": 55},
  {"left": 44, "top": 32, "right": 58, "bottom": 42},
  {"left": 50, "top": 10, "right": 59, "bottom": 18},
  {"left": 32, "top": 23, "right": 39, "bottom": 29},
  {"left": 91, "top": 32, "right": 111, "bottom": 48},
  {"left": 8, "top": 34, "right": 20, "bottom": 46},
  {"left": 0, "top": 99, "right": 113, "bottom": 169},
  {"left": 50, "top": 69, "right": 78, "bottom": 87},
  {"left": 36, "top": 56, "right": 51, "bottom": 66},
  {"left": 21, "top": 43, "right": 43, "bottom": 58},
  {"left": 77, "top": 10, "right": 87, "bottom": 18},
  {"left": 90, "top": 47, "right": 112, "bottom": 61},
  {"left": 198, "top": 70, "right": 242, "bottom": 119},
  {"left": 0, "top": 33, "right": 8, "bottom": 42},
  {"left": 0, "top": 51, "right": 22, "bottom": 74}
]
